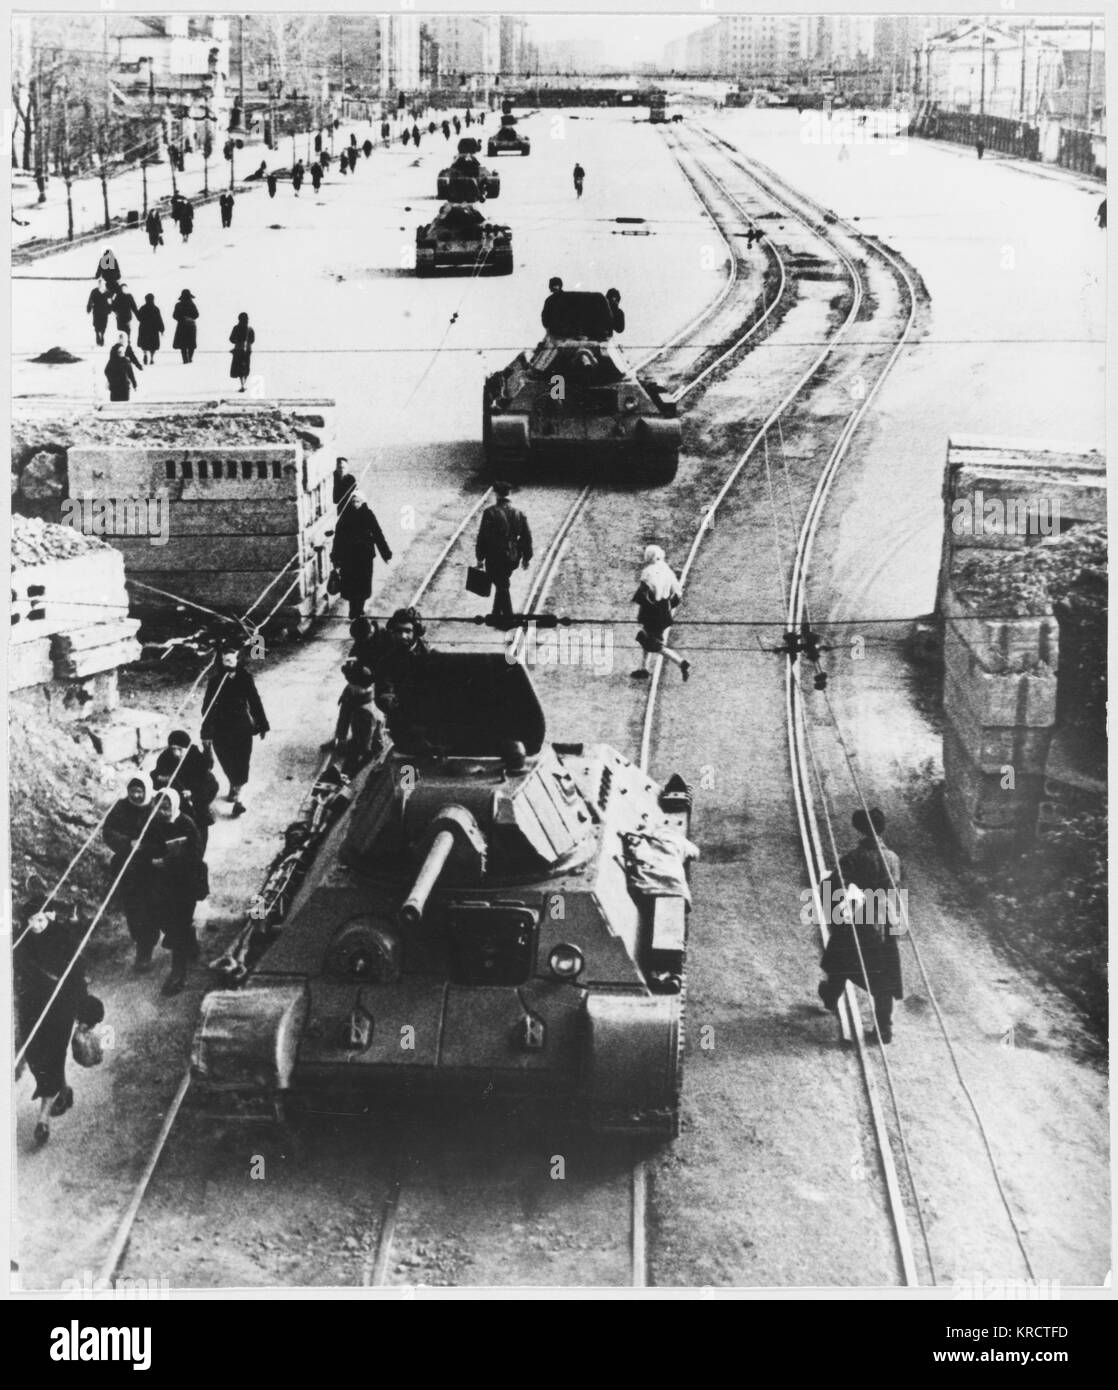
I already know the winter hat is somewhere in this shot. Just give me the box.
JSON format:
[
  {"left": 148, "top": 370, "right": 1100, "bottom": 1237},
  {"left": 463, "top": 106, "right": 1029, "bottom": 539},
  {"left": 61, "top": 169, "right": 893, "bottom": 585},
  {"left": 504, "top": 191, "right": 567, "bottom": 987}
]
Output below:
[
  {"left": 853, "top": 808, "right": 886, "bottom": 836},
  {"left": 493, "top": 480, "right": 512, "bottom": 498},
  {"left": 167, "top": 729, "right": 192, "bottom": 749}
]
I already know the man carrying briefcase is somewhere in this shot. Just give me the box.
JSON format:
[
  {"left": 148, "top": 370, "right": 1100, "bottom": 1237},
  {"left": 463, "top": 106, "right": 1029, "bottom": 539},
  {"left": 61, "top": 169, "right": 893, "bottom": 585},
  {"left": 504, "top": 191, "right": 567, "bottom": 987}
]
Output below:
[{"left": 473, "top": 481, "right": 533, "bottom": 622}]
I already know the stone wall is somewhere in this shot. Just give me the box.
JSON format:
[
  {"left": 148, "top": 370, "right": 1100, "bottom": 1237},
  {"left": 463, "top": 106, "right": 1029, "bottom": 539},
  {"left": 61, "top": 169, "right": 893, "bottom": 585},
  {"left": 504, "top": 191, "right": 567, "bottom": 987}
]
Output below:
[{"left": 937, "top": 437, "right": 1106, "bottom": 861}]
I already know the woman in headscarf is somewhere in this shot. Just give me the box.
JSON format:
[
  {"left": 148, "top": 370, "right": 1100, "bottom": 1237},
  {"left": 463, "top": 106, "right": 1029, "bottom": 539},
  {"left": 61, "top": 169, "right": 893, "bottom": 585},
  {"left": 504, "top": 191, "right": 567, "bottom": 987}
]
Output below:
[
  {"left": 150, "top": 729, "right": 218, "bottom": 852},
  {"left": 95, "top": 247, "right": 122, "bottom": 292},
  {"left": 103, "top": 772, "right": 158, "bottom": 969},
  {"left": 229, "top": 312, "right": 255, "bottom": 392},
  {"left": 199, "top": 642, "right": 270, "bottom": 818},
  {"left": 15, "top": 897, "right": 104, "bottom": 1147},
  {"left": 104, "top": 341, "right": 138, "bottom": 401},
  {"left": 138, "top": 788, "right": 206, "bottom": 997},
  {"left": 136, "top": 293, "right": 165, "bottom": 365},
  {"left": 172, "top": 289, "right": 199, "bottom": 363},
  {"left": 631, "top": 544, "right": 690, "bottom": 682}
]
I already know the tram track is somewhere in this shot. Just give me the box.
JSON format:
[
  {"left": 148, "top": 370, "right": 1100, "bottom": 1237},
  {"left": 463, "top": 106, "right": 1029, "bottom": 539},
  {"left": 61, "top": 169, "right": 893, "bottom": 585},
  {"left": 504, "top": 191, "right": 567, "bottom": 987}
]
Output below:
[{"left": 93, "top": 116, "right": 910, "bottom": 1292}]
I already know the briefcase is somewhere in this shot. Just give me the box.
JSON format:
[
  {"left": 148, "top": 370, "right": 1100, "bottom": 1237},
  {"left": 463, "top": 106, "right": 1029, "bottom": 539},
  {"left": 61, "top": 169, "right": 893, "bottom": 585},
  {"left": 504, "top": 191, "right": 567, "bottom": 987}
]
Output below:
[{"left": 466, "top": 565, "right": 492, "bottom": 597}]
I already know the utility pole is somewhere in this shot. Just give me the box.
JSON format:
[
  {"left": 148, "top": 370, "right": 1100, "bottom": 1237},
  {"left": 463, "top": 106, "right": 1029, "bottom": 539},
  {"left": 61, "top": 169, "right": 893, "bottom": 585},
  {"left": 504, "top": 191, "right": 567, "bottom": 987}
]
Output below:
[
  {"left": 979, "top": 18, "right": 987, "bottom": 117},
  {"left": 239, "top": 15, "right": 246, "bottom": 112},
  {"left": 1083, "top": 20, "right": 1094, "bottom": 128},
  {"left": 1019, "top": 23, "right": 1027, "bottom": 119},
  {"left": 141, "top": 154, "right": 148, "bottom": 218},
  {"left": 340, "top": 22, "right": 346, "bottom": 117}
]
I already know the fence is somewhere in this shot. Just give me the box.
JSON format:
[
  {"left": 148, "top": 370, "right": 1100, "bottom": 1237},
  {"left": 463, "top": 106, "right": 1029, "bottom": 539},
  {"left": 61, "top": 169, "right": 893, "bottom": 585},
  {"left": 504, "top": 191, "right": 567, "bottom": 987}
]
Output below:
[{"left": 912, "top": 105, "right": 1105, "bottom": 177}]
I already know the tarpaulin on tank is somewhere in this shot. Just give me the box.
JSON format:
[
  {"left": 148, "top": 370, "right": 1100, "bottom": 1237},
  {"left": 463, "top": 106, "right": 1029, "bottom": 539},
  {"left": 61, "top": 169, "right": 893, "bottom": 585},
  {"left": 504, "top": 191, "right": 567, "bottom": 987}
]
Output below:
[
  {"left": 393, "top": 653, "right": 546, "bottom": 757},
  {"left": 546, "top": 292, "right": 614, "bottom": 341}
]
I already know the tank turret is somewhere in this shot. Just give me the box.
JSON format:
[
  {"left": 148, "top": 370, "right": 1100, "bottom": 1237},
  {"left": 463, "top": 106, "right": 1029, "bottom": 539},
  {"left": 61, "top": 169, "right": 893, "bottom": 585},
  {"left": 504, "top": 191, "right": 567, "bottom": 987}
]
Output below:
[{"left": 192, "top": 655, "right": 695, "bottom": 1136}]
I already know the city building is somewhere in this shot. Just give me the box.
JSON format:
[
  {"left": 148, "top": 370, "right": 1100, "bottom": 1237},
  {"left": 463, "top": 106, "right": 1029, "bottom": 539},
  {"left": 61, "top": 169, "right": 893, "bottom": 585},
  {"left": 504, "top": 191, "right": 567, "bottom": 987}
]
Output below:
[
  {"left": 428, "top": 14, "right": 500, "bottom": 86},
  {"left": 923, "top": 20, "right": 1064, "bottom": 121},
  {"left": 108, "top": 14, "right": 231, "bottom": 151}
]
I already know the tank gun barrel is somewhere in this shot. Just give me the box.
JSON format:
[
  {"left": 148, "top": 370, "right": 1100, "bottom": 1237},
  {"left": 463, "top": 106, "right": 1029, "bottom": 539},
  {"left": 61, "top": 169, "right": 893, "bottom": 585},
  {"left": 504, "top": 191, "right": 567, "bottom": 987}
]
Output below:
[{"left": 400, "top": 828, "right": 455, "bottom": 928}]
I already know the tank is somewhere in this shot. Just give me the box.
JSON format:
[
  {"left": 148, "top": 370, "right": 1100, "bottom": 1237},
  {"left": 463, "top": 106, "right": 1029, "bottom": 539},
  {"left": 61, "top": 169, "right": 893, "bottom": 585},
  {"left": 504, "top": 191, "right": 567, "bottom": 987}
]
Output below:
[
  {"left": 414, "top": 176, "right": 513, "bottom": 276},
  {"left": 437, "top": 139, "right": 500, "bottom": 199},
  {"left": 483, "top": 291, "right": 681, "bottom": 482},
  {"left": 487, "top": 120, "right": 530, "bottom": 157},
  {"left": 192, "top": 654, "right": 695, "bottom": 1136}
]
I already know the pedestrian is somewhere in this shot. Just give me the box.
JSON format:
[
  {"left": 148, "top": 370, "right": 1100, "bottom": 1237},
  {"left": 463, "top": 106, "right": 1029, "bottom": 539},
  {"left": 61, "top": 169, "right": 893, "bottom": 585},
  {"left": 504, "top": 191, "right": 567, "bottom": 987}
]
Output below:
[
  {"left": 151, "top": 730, "right": 218, "bottom": 853},
  {"left": 350, "top": 133, "right": 357, "bottom": 148},
  {"left": 321, "top": 148, "right": 332, "bottom": 170},
  {"left": 103, "top": 772, "right": 157, "bottom": 969},
  {"left": 145, "top": 208, "right": 164, "bottom": 251},
  {"left": 138, "top": 788, "right": 207, "bottom": 998},
  {"left": 179, "top": 199, "right": 194, "bottom": 241},
  {"left": 111, "top": 283, "right": 140, "bottom": 338},
  {"left": 330, "top": 474, "right": 393, "bottom": 620},
  {"left": 1096, "top": 198, "right": 1107, "bottom": 230},
  {"left": 219, "top": 191, "right": 235, "bottom": 228},
  {"left": 86, "top": 284, "right": 112, "bottom": 346},
  {"left": 573, "top": 162, "right": 585, "bottom": 197},
  {"left": 606, "top": 287, "right": 625, "bottom": 334},
  {"left": 336, "top": 661, "right": 382, "bottom": 774},
  {"left": 374, "top": 608, "right": 432, "bottom": 745},
  {"left": 172, "top": 289, "right": 199, "bottom": 363},
  {"left": 348, "top": 145, "right": 359, "bottom": 171},
  {"left": 362, "top": 138, "right": 373, "bottom": 158},
  {"left": 475, "top": 481, "right": 533, "bottom": 623},
  {"left": 229, "top": 311, "right": 255, "bottom": 392},
  {"left": 95, "top": 247, "right": 122, "bottom": 292},
  {"left": 465, "top": 110, "right": 473, "bottom": 127},
  {"left": 136, "top": 294, "right": 164, "bottom": 365},
  {"left": 453, "top": 116, "right": 461, "bottom": 136},
  {"left": 478, "top": 111, "right": 485, "bottom": 126},
  {"left": 976, "top": 136, "right": 985, "bottom": 159},
  {"left": 199, "top": 641, "right": 270, "bottom": 818},
  {"left": 631, "top": 544, "right": 690, "bottom": 681},
  {"left": 104, "top": 341, "right": 138, "bottom": 401},
  {"left": 428, "top": 120, "right": 437, "bottom": 135},
  {"left": 442, "top": 119, "right": 451, "bottom": 141},
  {"left": 292, "top": 160, "right": 304, "bottom": 195},
  {"left": 381, "top": 120, "right": 391, "bottom": 146},
  {"left": 266, "top": 171, "right": 278, "bottom": 198},
  {"left": 401, "top": 129, "right": 411, "bottom": 148},
  {"left": 541, "top": 276, "right": 565, "bottom": 332},
  {"left": 16, "top": 898, "right": 105, "bottom": 1147},
  {"left": 115, "top": 331, "right": 143, "bottom": 375},
  {"left": 314, "top": 131, "right": 323, "bottom": 153},
  {"left": 817, "top": 808, "right": 905, "bottom": 1044},
  {"left": 311, "top": 161, "right": 322, "bottom": 192},
  {"left": 412, "top": 123, "right": 421, "bottom": 147}
]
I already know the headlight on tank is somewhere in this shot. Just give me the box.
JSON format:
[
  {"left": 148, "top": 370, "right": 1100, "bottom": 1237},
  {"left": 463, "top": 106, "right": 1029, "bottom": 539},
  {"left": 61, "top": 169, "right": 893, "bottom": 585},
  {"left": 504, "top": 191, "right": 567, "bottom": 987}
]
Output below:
[{"left": 548, "top": 943, "right": 585, "bottom": 981}]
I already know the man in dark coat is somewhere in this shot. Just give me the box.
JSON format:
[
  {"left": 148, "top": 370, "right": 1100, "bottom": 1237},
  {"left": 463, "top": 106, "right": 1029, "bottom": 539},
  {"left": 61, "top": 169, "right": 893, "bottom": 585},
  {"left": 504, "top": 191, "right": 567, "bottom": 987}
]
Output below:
[
  {"left": 362, "top": 138, "right": 373, "bottom": 158},
  {"left": 219, "top": 191, "right": 235, "bottom": 227},
  {"left": 172, "top": 289, "right": 199, "bottom": 363},
  {"left": 136, "top": 294, "right": 165, "bottom": 365},
  {"left": 199, "top": 644, "right": 270, "bottom": 817},
  {"left": 179, "top": 199, "right": 194, "bottom": 240},
  {"left": 292, "top": 161, "right": 304, "bottom": 195},
  {"left": 266, "top": 171, "right": 278, "bottom": 197},
  {"left": 145, "top": 208, "right": 164, "bottom": 250},
  {"left": 311, "top": 161, "right": 323, "bottom": 192},
  {"left": 104, "top": 342, "right": 138, "bottom": 401},
  {"left": 475, "top": 481, "right": 533, "bottom": 623},
  {"left": 818, "top": 808, "right": 905, "bottom": 1043},
  {"left": 86, "top": 285, "right": 112, "bottom": 345},
  {"left": 95, "top": 247, "right": 122, "bottom": 291},
  {"left": 137, "top": 789, "right": 206, "bottom": 997},
  {"left": 330, "top": 475, "right": 393, "bottom": 620},
  {"left": 112, "top": 283, "right": 140, "bottom": 338},
  {"left": 412, "top": 123, "right": 421, "bottom": 147}
]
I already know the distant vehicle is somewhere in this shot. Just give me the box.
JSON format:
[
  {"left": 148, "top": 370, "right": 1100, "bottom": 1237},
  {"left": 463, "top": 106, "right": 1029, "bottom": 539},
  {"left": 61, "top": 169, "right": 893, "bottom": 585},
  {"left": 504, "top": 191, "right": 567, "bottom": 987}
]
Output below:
[
  {"left": 488, "top": 121, "right": 530, "bottom": 157},
  {"left": 483, "top": 290, "right": 681, "bottom": 481},
  {"left": 649, "top": 91, "right": 668, "bottom": 124},
  {"left": 192, "top": 653, "right": 695, "bottom": 1137},
  {"left": 436, "top": 138, "right": 499, "bottom": 200},
  {"left": 671, "top": 113, "right": 684, "bottom": 123},
  {"left": 415, "top": 176, "right": 513, "bottom": 276}
]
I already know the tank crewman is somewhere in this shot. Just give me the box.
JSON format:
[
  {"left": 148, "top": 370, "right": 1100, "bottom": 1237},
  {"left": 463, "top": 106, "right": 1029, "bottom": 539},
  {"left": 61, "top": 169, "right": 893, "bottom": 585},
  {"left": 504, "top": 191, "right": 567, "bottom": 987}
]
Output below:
[
  {"left": 606, "top": 287, "right": 625, "bottom": 335},
  {"left": 374, "top": 609, "right": 432, "bottom": 744},
  {"left": 541, "top": 276, "right": 564, "bottom": 333},
  {"left": 817, "top": 808, "right": 905, "bottom": 1044},
  {"left": 475, "top": 482, "right": 533, "bottom": 624}
]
